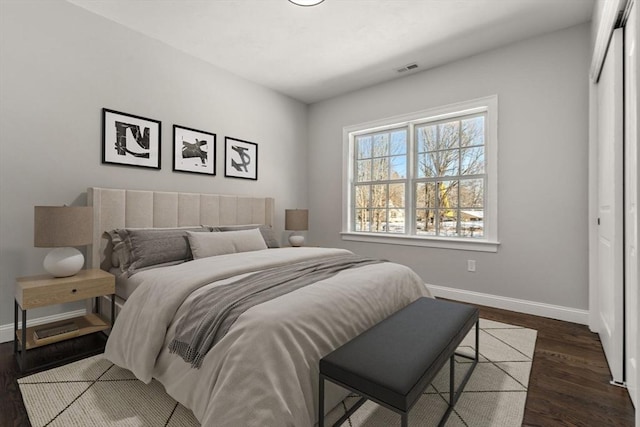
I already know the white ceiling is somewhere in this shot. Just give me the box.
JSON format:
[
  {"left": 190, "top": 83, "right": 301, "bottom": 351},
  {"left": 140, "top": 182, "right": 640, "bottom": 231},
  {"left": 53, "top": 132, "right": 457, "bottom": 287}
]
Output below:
[{"left": 67, "top": 0, "right": 595, "bottom": 104}]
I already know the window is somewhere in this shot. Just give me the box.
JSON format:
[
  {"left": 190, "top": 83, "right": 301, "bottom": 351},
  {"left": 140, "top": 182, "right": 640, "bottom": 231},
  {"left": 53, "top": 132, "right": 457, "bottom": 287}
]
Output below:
[{"left": 342, "top": 96, "right": 498, "bottom": 252}]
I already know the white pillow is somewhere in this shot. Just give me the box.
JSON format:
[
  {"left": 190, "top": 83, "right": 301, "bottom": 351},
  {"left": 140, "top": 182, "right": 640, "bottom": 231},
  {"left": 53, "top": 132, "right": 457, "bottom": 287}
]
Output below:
[{"left": 187, "top": 228, "right": 268, "bottom": 259}]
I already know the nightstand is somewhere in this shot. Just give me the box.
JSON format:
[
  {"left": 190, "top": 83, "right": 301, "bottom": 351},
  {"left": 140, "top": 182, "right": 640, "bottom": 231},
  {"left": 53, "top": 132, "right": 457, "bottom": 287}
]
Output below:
[{"left": 14, "top": 268, "right": 115, "bottom": 372}]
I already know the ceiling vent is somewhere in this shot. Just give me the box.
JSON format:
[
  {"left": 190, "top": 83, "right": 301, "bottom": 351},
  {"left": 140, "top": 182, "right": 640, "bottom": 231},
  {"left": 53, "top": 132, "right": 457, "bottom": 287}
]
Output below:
[{"left": 396, "top": 63, "right": 419, "bottom": 73}]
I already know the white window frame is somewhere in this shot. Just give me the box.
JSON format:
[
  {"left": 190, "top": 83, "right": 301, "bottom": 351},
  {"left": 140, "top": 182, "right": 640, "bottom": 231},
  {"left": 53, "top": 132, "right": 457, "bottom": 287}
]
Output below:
[{"left": 341, "top": 95, "right": 499, "bottom": 252}]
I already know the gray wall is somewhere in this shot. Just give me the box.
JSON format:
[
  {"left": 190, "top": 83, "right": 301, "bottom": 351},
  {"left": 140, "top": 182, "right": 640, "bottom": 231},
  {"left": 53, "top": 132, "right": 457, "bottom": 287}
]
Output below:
[
  {"left": 0, "top": 0, "right": 308, "bottom": 326},
  {"left": 307, "top": 24, "right": 590, "bottom": 311}
]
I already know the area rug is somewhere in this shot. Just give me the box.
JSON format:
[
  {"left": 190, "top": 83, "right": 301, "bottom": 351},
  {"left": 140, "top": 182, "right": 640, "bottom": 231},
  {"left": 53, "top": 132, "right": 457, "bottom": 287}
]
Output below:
[{"left": 18, "top": 319, "right": 536, "bottom": 427}]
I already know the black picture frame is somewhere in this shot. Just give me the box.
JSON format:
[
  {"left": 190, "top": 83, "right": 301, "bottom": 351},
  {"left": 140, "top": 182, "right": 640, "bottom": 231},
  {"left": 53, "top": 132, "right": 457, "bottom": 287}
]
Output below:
[
  {"left": 224, "top": 137, "right": 258, "bottom": 180},
  {"left": 172, "top": 125, "right": 216, "bottom": 175},
  {"left": 102, "top": 108, "right": 161, "bottom": 169}
]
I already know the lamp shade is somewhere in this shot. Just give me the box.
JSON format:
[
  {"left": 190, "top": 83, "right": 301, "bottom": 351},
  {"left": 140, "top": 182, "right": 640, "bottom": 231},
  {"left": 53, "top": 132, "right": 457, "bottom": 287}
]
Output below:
[
  {"left": 34, "top": 206, "right": 93, "bottom": 247},
  {"left": 285, "top": 209, "right": 308, "bottom": 231}
]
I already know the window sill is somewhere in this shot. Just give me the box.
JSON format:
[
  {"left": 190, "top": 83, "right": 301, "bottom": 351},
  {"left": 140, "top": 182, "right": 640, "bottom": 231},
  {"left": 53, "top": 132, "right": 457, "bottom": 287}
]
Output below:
[{"left": 340, "top": 232, "right": 499, "bottom": 252}]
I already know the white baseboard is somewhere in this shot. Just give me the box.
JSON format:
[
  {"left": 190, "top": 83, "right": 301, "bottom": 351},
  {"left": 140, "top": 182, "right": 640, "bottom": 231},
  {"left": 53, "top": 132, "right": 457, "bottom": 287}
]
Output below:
[
  {"left": 1, "top": 289, "right": 588, "bottom": 343},
  {"left": 428, "top": 284, "right": 589, "bottom": 325},
  {"left": 0, "top": 309, "right": 87, "bottom": 344}
]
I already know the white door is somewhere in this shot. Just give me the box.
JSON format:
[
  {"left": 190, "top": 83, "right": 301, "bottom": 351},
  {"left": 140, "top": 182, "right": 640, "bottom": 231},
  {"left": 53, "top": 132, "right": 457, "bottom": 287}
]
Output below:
[
  {"left": 624, "top": 1, "right": 638, "bottom": 407},
  {"left": 597, "top": 28, "right": 624, "bottom": 385}
]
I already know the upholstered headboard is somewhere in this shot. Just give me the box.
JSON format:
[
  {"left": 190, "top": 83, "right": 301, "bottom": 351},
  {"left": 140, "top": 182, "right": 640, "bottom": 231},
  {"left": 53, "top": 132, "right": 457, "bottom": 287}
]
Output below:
[{"left": 87, "top": 187, "right": 275, "bottom": 271}]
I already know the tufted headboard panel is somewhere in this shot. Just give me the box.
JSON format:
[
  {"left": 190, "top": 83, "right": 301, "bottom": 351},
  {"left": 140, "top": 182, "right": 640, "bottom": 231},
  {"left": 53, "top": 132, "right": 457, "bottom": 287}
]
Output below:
[{"left": 87, "top": 187, "right": 275, "bottom": 271}]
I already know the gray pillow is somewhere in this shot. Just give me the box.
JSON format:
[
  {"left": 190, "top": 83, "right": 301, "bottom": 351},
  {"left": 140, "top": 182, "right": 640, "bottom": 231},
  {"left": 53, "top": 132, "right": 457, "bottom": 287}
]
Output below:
[
  {"left": 187, "top": 228, "right": 268, "bottom": 259},
  {"left": 118, "top": 227, "right": 209, "bottom": 275},
  {"left": 104, "top": 229, "right": 124, "bottom": 268},
  {"left": 211, "top": 224, "right": 280, "bottom": 248}
]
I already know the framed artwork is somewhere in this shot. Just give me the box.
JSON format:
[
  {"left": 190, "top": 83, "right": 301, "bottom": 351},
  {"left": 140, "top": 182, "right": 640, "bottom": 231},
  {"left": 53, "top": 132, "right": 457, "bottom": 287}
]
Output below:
[
  {"left": 173, "top": 125, "right": 216, "bottom": 175},
  {"left": 102, "top": 108, "right": 161, "bottom": 169},
  {"left": 225, "top": 137, "right": 258, "bottom": 180}
]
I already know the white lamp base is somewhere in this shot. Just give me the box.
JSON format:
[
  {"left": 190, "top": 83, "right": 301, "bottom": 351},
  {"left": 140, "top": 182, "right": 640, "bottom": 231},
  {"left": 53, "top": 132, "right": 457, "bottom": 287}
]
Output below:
[
  {"left": 288, "top": 234, "right": 305, "bottom": 247},
  {"left": 43, "top": 247, "right": 84, "bottom": 277}
]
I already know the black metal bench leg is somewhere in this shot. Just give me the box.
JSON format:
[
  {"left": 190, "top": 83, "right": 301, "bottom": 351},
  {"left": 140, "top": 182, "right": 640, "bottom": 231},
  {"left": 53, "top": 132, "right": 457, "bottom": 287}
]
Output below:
[
  {"left": 435, "top": 353, "right": 457, "bottom": 427},
  {"left": 401, "top": 412, "right": 408, "bottom": 427},
  {"left": 440, "top": 319, "right": 480, "bottom": 427}
]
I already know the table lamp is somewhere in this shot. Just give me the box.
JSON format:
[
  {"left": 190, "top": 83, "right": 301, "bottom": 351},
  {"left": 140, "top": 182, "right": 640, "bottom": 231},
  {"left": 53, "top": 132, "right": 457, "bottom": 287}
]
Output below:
[
  {"left": 34, "top": 206, "right": 93, "bottom": 277},
  {"left": 285, "top": 209, "right": 308, "bottom": 247}
]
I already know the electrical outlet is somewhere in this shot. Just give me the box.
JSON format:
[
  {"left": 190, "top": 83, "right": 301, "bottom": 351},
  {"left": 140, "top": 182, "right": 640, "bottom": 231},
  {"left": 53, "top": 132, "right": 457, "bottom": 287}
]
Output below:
[{"left": 467, "top": 260, "right": 476, "bottom": 272}]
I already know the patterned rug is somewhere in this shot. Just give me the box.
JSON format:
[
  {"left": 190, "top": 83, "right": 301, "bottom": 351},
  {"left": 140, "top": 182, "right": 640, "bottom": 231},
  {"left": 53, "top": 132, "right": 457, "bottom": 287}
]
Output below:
[{"left": 18, "top": 319, "right": 536, "bottom": 426}]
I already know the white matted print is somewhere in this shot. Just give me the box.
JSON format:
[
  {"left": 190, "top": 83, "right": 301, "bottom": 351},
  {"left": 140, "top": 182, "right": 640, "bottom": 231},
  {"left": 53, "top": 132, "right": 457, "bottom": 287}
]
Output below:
[
  {"left": 102, "top": 108, "right": 161, "bottom": 169},
  {"left": 225, "top": 137, "right": 258, "bottom": 180},
  {"left": 173, "top": 125, "right": 216, "bottom": 175}
]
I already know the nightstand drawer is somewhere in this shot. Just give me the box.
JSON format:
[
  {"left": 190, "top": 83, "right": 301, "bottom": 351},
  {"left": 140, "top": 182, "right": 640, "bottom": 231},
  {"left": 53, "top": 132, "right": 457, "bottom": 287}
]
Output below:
[{"left": 16, "top": 269, "right": 115, "bottom": 309}]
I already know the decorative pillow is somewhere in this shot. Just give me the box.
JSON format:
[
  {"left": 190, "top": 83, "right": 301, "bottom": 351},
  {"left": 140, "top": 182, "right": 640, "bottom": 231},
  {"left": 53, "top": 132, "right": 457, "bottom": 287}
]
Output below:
[
  {"left": 187, "top": 228, "right": 268, "bottom": 259},
  {"left": 104, "top": 230, "right": 124, "bottom": 268},
  {"left": 117, "top": 227, "right": 208, "bottom": 275},
  {"left": 211, "top": 224, "right": 280, "bottom": 248}
]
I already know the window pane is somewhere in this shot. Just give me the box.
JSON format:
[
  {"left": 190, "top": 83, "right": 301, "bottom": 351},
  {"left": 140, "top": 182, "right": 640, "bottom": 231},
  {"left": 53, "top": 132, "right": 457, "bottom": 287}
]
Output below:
[
  {"left": 438, "top": 180, "right": 459, "bottom": 210},
  {"left": 461, "top": 116, "right": 484, "bottom": 147},
  {"left": 460, "top": 210, "right": 484, "bottom": 238},
  {"left": 440, "top": 213, "right": 459, "bottom": 237},
  {"left": 371, "top": 184, "right": 387, "bottom": 208},
  {"left": 416, "top": 209, "right": 436, "bottom": 235},
  {"left": 438, "top": 121, "right": 460, "bottom": 149},
  {"left": 371, "top": 209, "right": 387, "bottom": 232},
  {"left": 373, "top": 133, "right": 389, "bottom": 157},
  {"left": 355, "top": 185, "right": 370, "bottom": 209},
  {"left": 390, "top": 130, "right": 407, "bottom": 155},
  {"left": 356, "top": 136, "right": 372, "bottom": 158},
  {"left": 390, "top": 155, "right": 407, "bottom": 179},
  {"left": 417, "top": 153, "right": 437, "bottom": 178},
  {"left": 459, "top": 179, "right": 483, "bottom": 208},
  {"left": 387, "top": 218, "right": 405, "bottom": 233},
  {"left": 416, "top": 125, "right": 437, "bottom": 152},
  {"left": 439, "top": 149, "right": 459, "bottom": 176},
  {"left": 416, "top": 182, "right": 436, "bottom": 208},
  {"left": 461, "top": 146, "right": 484, "bottom": 175},
  {"left": 355, "top": 209, "right": 370, "bottom": 231},
  {"left": 389, "top": 183, "right": 405, "bottom": 208},
  {"left": 356, "top": 159, "right": 371, "bottom": 182},
  {"left": 372, "top": 157, "right": 389, "bottom": 181}
]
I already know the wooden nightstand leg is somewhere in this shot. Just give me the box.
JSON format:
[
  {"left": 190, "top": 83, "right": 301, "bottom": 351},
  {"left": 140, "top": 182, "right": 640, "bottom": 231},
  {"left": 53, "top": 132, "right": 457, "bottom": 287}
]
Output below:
[{"left": 20, "top": 306, "right": 27, "bottom": 371}]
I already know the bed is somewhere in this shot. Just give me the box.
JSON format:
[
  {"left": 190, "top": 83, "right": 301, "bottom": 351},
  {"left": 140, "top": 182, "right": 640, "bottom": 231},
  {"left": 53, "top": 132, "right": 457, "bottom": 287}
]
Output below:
[{"left": 88, "top": 187, "right": 431, "bottom": 426}]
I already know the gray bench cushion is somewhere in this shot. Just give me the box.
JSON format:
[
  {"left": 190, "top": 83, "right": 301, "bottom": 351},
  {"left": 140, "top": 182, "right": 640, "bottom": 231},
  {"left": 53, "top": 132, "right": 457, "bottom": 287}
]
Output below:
[{"left": 320, "top": 297, "right": 478, "bottom": 412}]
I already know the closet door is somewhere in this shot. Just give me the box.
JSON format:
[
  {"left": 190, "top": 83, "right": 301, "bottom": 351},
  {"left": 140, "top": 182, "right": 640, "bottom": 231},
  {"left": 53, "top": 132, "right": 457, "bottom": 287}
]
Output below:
[
  {"left": 597, "top": 27, "right": 624, "bottom": 384},
  {"left": 624, "top": 1, "right": 638, "bottom": 406}
]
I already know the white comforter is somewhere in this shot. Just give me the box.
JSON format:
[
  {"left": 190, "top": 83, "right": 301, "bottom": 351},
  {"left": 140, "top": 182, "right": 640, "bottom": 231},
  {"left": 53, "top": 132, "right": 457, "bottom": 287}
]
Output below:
[{"left": 104, "top": 247, "right": 431, "bottom": 426}]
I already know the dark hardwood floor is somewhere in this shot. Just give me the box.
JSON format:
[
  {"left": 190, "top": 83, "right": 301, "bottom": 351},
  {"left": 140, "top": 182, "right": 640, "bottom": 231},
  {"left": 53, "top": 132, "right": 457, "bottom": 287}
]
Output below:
[
  {"left": 0, "top": 306, "right": 635, "bottom": 427},
  {"left": 0, "top": 333, "right": 107, "bottom": 427},
  {"left": 478, "top": 305, "right": 634, "bottom": 427}
]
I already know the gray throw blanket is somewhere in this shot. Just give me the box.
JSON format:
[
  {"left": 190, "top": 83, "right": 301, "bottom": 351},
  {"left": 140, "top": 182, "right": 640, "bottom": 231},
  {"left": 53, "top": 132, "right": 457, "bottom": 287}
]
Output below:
[{"left": 168, "top": 254, "right": 383, "bottom": 368}]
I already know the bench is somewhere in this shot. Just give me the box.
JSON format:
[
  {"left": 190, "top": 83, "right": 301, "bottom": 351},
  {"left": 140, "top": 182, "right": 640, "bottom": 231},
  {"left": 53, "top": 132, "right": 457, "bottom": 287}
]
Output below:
[{"left": 319, "top": 297, "right": 479, "bottom": 427}]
